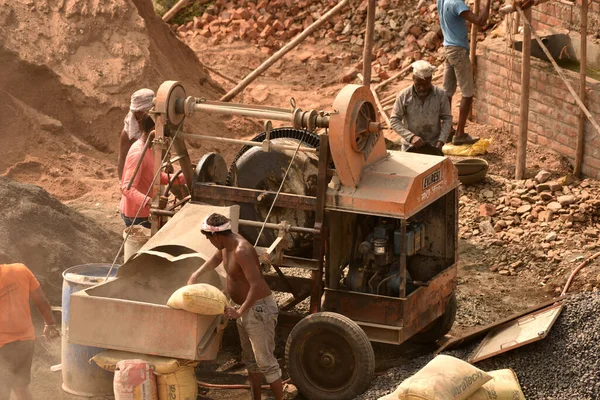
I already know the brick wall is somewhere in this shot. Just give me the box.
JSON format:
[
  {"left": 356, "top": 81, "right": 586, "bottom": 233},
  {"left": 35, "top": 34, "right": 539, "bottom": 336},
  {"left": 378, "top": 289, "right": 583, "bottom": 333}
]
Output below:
[
  {"left": 532, "top": 0, "right": 600, "bottom": 35},
  {"left": 473, "top": 38, "right": 600, "bottom": 178}
]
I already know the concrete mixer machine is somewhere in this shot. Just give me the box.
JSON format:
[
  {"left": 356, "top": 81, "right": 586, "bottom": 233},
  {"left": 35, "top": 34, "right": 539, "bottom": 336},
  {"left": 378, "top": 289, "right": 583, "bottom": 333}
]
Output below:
[{"left": 147, "top": 81, "right": 459, "bottom": 399}]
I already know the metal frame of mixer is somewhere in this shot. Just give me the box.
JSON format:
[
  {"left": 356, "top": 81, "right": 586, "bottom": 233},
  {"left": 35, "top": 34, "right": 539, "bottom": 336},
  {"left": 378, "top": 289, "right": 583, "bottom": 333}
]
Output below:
[{"left": 146, "top": 80, "right": 457, "bottom": 343}]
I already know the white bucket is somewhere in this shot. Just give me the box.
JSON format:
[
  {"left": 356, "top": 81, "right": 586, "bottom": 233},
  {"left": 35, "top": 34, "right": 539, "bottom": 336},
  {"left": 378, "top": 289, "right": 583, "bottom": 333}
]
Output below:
[{"left": 123, "top": 225, "right": 151, "bottom": 262}]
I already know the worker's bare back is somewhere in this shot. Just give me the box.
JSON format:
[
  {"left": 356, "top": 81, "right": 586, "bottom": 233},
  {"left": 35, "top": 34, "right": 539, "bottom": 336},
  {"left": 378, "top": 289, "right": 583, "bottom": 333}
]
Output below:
[{"left": 221, "top": 233, "right": 272, "bottom": 305}]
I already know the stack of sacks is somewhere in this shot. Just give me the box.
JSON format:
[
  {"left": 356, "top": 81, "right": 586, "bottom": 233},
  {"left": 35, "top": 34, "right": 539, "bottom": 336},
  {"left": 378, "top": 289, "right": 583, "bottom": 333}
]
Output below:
[{"left": 378, "top": 355, "right": 526, "bottom": 400}]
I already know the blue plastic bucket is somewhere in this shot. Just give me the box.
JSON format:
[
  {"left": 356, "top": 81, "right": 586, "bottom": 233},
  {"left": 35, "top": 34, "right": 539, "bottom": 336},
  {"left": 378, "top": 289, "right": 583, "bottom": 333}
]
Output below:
[{"left": 61, "top": 264, "right": 118, "bottom": 397}]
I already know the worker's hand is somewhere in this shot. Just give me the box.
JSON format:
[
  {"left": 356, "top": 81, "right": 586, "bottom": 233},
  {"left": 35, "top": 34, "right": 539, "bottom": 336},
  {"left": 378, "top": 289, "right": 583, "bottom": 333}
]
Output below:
[
  {"left": 224, "top": 306, "right": 242, "bottom": 320},
  {"left": 435, "top": 141, "right": 445, "bottom": 150},
  {"left": 410, "top": 136, "right": 425, "bottom": 148},
  {"left": 186, "top": 275, "right": 197, "bottom": 286},
  {"left": 43, "top": 324, "right": 60, "bottom": 339}
]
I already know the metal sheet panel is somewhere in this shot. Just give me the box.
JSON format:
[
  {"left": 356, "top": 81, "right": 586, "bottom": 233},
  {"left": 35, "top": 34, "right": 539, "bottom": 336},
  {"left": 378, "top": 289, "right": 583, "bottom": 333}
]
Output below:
[
  {"left": 470, "top": 304, "right": 563, "bottom": 363},
  {"left": 325, "top": 151, "right": 459, "bottom": 218},
  {"left": 139, "top": 203, "right": 240, "bottom": 259},
  {"left": 69, "top": 252, "right": 225, "bottom": 360}
]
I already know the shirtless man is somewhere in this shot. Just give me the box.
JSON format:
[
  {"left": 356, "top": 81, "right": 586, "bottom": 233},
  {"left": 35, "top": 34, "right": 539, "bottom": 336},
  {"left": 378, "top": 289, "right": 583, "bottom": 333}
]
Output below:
[{"left": 187, "top": 213, "right": 283, "bottom": 400}]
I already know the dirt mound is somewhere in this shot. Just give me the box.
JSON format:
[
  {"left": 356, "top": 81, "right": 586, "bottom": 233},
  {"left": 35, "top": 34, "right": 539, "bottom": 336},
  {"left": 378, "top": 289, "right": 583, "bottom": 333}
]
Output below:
[
  {"left": 0, "top": 0, "right": 227, "bottom": 198},
  {"left": 0, "top": 176, "right": 121, "bottom": 303}
]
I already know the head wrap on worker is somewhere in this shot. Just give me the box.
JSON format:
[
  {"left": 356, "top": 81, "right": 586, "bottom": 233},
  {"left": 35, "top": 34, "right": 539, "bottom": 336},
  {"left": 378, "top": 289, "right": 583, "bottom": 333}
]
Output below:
[
  {"left": 412, "top": 60, "right": 436, "bottom": 80},
  {"left": 201, "top": 217, "right": 232, "bottom": 235},
  {"left": 123, "top": 88, "right": 155, "bottom": 140}
]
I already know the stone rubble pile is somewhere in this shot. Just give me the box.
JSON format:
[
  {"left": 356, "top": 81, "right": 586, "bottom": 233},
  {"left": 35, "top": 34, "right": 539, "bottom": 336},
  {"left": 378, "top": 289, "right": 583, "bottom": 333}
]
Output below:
[
  {"left": 459, "top": 171, "right": 600, "bottom": 292},
  {"left": 171, "top": 0, "right": 502, "bottom": 82}
]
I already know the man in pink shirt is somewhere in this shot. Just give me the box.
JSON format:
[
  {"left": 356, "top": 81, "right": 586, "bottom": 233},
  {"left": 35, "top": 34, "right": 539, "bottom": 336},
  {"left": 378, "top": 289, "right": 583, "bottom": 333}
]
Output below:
[{"left": 120, "top": 115, "right": 183, "bottom": 228}]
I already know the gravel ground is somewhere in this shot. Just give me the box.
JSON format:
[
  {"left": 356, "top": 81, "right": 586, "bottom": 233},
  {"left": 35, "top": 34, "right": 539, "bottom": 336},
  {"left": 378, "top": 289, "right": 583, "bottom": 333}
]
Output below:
[{"left": 358, "top": 292, "right": 600, "bottom": 400}]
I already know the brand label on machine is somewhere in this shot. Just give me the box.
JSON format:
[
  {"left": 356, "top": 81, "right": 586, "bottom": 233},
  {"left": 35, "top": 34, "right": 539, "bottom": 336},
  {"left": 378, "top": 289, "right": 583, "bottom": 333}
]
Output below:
[{"left": 422, "top": 168, "right": 442, "bottom": 190}]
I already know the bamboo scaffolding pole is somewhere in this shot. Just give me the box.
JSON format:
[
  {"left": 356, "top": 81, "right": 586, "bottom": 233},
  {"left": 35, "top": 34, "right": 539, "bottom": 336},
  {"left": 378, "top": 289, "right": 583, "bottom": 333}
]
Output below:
[
  {"left": 516, "top": 8, "right": 532, "bottom": 180},
  {"left": 516, "top": 7, "right": 600, "bottom": 138},
  {"left": 362, "top": 0, "right": 376, "bottom": 86},
  {"left": 220, "top": 0, "right": 350, "bottom": 102},
  {"left": 574, "top": 0, "right": 588, "bottom": 177}
]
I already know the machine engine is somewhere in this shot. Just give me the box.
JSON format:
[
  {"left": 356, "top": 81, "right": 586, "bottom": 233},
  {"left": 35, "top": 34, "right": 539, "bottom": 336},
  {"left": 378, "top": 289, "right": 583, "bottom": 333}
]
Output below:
[{"left": 343, "top": 218, "right": 425, "bottom": 297}]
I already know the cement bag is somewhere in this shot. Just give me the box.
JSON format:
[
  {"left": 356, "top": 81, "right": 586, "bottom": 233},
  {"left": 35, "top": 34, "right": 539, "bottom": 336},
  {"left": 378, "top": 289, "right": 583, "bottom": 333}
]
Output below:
[
  {"left": 167, "top": 283, "right": 227, "bottom": 315},
  {"left": 156, "top": 365, "right": 198, "bottom": 400},
  {"left": 443, "top": 138, "right": 491, "bottom": 157},
  {"left": 388, "top": 355, "right": 492, "bottom": 400},
  {"left": 91, "top": 350, "right": 181, "bottom": 374},
  {"left": 114, "top": 360, "right": 158, "bottom": 400},
  {"left": 467, "top": 369, "right": 525, "bottom": 400}
]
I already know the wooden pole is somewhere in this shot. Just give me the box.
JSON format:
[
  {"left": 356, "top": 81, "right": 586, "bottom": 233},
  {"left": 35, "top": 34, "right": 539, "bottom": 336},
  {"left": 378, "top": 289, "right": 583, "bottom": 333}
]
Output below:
[
  {"left": 220, "top": 0, "right": 350, "bottom": 102},
  {"left": 516, "top": 8, "right": 531, "bottom": 180},
  {"left": 163, "top": 0, "right": 191, "bottom": 22},
  {"left": 469, "top": 0, "right": 481, "bottom": 121},
  {"left": 374, "top": 64, "right": 412, "bottom": 92},
  {"left": 371, "top": 88, "right": 391, "bottom": 129},
  {"left": 517, "top": 8, "right": 600, "bottom": 136},
  {"left": 574, "top": 0, "right": 588, "bottom": 178},
  {"left": 202, "top": 64, "right": 238, "bottom": 85},
  {"left": 362, "top": 0, "right": 376, "bottom": 86}
]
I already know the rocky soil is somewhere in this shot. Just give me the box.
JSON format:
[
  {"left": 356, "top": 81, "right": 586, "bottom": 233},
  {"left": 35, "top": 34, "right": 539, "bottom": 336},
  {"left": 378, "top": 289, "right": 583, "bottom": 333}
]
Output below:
[
  {"left": 173, "top": 0, "right": 505, "bottom": 84},
  {"left": 359, "top": 292, "right": 600, "bottom": 399},
  {"left": 459, "top": 170, "right": 600, "bottom": 294}
]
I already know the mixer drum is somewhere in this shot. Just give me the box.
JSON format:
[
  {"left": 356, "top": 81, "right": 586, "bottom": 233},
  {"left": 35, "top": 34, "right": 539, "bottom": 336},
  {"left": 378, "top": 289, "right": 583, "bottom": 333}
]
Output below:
[{"left": 228, "top": 128, "right": 321, "bottom": 256}]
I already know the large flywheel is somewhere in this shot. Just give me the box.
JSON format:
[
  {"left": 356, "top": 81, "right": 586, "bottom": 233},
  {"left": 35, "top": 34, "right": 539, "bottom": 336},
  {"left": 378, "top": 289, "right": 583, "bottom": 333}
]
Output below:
[{"left": 228, "top": 128, "right": 320, "bottom": 256}]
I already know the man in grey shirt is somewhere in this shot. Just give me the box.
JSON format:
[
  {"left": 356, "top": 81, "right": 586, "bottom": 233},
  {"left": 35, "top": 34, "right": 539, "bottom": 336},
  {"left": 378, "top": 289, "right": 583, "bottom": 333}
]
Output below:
[{"left": 390, "top": 61, "right": 452, "bottom": 152}]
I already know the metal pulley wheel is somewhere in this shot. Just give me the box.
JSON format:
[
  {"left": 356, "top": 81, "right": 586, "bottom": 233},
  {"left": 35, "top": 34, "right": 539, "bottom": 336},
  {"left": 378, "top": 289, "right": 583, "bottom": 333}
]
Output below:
[
  {"left": 155, "top": 80, "right": 187, "bottom": 126},
  {"left": 194, "top": 152, "right": 228, "bottom": 185},
  {"left": 329, "top": 84, "right": 386, "bottom": 188},
  {"left": 285, "top": 312, "right": 375, "bottom": 400},
  {"left": 228, "top": 128, "right": 321, "bottom": 256}
]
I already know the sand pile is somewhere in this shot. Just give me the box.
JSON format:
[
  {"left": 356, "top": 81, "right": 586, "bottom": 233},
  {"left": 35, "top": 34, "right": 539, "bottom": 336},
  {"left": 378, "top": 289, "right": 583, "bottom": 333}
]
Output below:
[
  {"left": 0, "top": 0, "right": 226, "bottom": 198},
  {"left": 0, "top": 176, "right": 122, "bottom": 303}
]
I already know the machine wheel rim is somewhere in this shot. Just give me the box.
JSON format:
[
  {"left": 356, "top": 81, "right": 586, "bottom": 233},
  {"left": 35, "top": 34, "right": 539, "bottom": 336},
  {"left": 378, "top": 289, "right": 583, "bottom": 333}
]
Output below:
[
  {"left": 298, "top": 329, "right": 357, "bottom": 393},
  {"left": 351, "top": 101, "right": 377, "bottom": 153}
]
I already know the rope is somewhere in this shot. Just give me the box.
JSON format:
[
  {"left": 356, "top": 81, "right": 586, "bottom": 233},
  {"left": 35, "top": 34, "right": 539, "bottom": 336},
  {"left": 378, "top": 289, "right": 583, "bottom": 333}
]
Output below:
[
  {"left": 104, "top": 121, "right": 184, "bottom": 281},
  {"left": 253, "top": 130, "right": 308, "bottom": 247}
]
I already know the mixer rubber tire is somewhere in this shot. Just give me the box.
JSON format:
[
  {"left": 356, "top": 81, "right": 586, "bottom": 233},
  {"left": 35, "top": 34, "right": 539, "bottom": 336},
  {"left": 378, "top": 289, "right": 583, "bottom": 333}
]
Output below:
[
  {"left": 409, "top": 293, "right": 457, "bottom": 344},
  {"left": 285, "top": 312, "right": 375, "bottom": 400}
]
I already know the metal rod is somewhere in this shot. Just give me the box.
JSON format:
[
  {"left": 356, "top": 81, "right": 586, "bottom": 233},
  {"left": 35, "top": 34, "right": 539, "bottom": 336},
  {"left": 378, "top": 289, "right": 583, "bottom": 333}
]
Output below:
[
  {"left": 516, "top": 8, "right": 531, "bottom": 180},
  {"left": 362, "top": 0, "right": 376, "bottom": 86},
  {"left": 171, "top": 134, "right": 194, "bottom": 192},
  {"left": 374, "top": 65, "right": 412, "bottom": 92},
  {"left": 469, "top": 0, "right": 481, "bottom": 121},
  {"left": 179, "top": 132, "right": 318, "bottom": 153},
  {"left": 194, "top": 102, "right": 293, "bottom": 121},
  {"left": 574, "top": 0, "right": 588, "bottom": 178},
  {"left": 219, "top": 0, "right": 350, "bottom": 102},
  {"left": 239, "top": 219, "right": 320, "bottom": 235},
  {"left": 126, "top": 132, "right": 155, "bottom": 191}
]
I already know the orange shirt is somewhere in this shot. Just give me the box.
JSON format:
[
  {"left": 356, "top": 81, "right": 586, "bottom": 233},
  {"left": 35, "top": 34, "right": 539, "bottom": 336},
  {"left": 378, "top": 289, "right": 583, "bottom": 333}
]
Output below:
[{"left": 0, "top": 263, "right": 40, "bottom": 347}]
